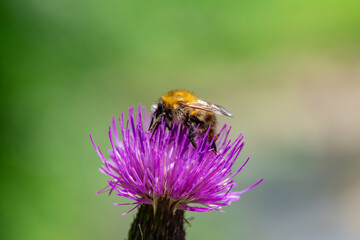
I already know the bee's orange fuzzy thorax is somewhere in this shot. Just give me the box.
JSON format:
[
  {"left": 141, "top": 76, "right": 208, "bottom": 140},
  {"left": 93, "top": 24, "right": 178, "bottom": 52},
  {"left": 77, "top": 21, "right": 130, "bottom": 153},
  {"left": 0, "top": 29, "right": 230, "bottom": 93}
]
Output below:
[{"left": 161, "top": 90, "right": 198, "bottom": 109}]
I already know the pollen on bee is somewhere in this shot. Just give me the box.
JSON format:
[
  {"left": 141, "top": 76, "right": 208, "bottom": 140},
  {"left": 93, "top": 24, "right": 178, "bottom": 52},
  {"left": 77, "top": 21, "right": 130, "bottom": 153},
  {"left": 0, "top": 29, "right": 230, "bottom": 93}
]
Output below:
[{"left": 161, "top": 90, "right": 198, "bottom": 109}]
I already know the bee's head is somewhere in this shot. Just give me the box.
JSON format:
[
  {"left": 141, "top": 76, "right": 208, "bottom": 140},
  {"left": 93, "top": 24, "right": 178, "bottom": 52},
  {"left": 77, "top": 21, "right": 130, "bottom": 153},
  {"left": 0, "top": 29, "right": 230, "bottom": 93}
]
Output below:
[
  {"left": 151, "top": 102, "right": 165, "bottom": 118},
  {"left": 148, "top": 102, "right": 166, "bottom": 132}
]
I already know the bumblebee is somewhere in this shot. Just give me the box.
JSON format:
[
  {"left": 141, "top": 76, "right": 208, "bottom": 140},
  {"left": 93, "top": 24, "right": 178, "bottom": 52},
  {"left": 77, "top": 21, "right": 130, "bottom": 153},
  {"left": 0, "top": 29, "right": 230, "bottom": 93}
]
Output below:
[{"left": 148, "top": 90, "right": 232, "bottom": 153}]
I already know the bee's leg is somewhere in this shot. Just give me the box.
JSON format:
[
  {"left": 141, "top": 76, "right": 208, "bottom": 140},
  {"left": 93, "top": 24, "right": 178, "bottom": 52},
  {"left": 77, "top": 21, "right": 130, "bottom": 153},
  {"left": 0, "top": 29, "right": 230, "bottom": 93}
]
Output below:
[
  {"left": 188, "top": 124, "right": 198, "bottom": 149},
  {"left": 166, "top": 122, "right": 177, "bottom": 138},
  {"left": 150, "top": 120, "right": 160, "bottom": 140},
  {"left": 148, "top": 114, "right": 155, "bottom": 132},
  {"left": 187, "top": 115, "right": 202, "bottom": 149},
  {"left": 165, "top": 122, "right": 171, "bottom": 131},
  {"left": 148, "top": 114, "right": 164, "bottom": 140},
  {"left": 211, "top": 140, "right": 217, "bottom": 154},
  {"left": 209, "top": 132, "right": 218, "bottom": 154}
]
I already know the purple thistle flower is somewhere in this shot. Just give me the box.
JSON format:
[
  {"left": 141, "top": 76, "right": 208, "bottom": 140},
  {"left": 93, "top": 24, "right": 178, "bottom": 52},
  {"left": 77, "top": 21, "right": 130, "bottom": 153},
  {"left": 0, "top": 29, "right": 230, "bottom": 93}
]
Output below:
[{"left": 90, "top": 105, "right": 262, "bottom": 239}]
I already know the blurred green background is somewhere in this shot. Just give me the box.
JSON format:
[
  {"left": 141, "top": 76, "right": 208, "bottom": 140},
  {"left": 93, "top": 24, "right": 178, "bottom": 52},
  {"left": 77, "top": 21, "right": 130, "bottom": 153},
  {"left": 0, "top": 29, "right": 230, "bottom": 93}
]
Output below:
[{"left": 1, "top": 0, "right": 360, "bottom": 239}]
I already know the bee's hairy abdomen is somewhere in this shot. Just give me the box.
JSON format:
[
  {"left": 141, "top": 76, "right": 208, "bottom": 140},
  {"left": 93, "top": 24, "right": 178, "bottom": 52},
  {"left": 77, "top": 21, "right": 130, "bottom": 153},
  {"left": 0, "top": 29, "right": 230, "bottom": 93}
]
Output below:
[{"left": 188, "top": 110, "right": 216, "bottom": 133}]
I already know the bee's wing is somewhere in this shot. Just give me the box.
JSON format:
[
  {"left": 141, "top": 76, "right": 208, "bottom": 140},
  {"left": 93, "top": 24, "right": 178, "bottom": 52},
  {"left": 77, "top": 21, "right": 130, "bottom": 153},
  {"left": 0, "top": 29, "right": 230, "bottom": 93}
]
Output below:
[{"left": 183, "top": 100, "right": 233, "bottom": 117}]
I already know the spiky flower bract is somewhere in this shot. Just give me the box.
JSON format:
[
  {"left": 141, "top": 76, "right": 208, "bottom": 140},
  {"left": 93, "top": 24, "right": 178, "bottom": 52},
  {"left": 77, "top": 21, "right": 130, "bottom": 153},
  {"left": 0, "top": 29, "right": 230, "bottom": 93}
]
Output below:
[{"left": 90, "top": 105, "right": 262, "bottom": 239}]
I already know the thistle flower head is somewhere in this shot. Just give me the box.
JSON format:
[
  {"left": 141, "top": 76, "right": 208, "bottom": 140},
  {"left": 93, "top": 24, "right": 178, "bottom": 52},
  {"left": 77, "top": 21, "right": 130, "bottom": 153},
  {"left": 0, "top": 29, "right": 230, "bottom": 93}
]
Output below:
[{"left": 90, "top": 105, "right": 262, "bottom": 215}]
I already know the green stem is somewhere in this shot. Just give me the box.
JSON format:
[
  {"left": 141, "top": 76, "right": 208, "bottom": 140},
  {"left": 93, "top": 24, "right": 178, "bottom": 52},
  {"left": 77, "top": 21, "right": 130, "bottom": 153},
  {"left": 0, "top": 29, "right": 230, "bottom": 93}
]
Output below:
[{"left": 128, "top": 198, "right": 185, "bottom": 240}]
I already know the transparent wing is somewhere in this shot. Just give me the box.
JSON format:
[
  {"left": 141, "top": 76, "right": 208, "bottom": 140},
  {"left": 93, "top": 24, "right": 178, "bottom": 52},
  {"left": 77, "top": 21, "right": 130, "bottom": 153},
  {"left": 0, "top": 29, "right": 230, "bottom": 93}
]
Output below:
[{"left": 183, "top": 100, "right": 232, "bottom": 117}]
